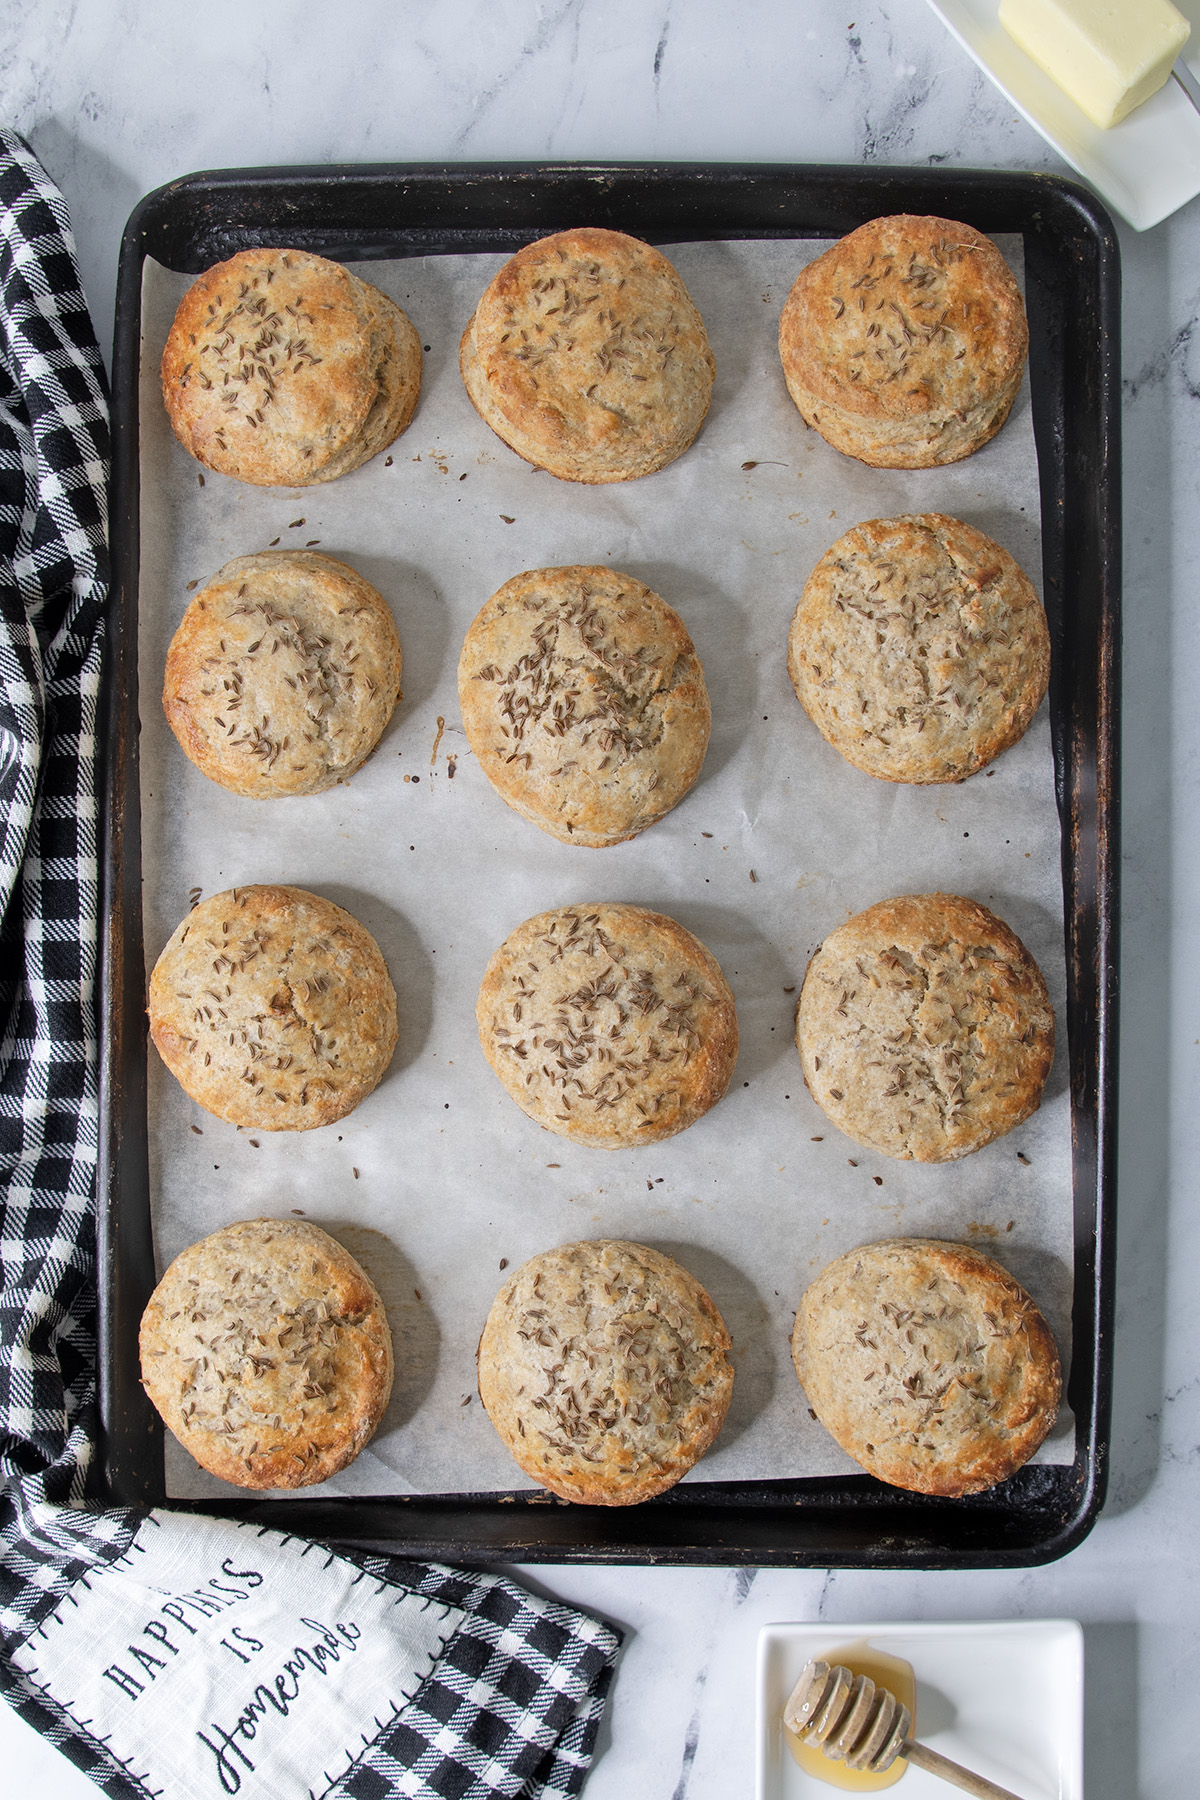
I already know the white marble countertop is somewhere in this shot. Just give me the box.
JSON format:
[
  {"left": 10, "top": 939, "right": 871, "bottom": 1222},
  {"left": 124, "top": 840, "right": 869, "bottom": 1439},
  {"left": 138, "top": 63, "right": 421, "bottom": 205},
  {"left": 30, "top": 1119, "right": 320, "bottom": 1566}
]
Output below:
[{"left": 1, "top": 2, "right": 1197, "bottom": 1795}]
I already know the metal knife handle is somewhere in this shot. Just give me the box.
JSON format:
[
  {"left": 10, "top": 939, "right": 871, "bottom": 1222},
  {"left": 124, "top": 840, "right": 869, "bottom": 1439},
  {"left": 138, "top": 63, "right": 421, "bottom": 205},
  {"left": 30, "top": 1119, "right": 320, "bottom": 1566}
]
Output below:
[{"left": 1173, "top": 54, "right": 1200, "bottom": 115}]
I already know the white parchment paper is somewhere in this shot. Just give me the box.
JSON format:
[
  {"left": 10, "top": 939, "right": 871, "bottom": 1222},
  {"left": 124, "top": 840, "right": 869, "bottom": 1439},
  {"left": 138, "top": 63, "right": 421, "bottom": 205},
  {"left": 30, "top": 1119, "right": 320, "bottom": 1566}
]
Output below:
[{"left": 137, "top": 239, "right": 1075, "bottom": 1501}]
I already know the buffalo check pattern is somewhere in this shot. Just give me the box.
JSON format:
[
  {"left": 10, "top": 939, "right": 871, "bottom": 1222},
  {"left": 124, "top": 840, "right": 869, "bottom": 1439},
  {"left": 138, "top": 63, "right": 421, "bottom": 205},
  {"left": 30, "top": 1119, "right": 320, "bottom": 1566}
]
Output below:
[{"left": 0, "top": 131, "right": 620, "bottom": 1799}]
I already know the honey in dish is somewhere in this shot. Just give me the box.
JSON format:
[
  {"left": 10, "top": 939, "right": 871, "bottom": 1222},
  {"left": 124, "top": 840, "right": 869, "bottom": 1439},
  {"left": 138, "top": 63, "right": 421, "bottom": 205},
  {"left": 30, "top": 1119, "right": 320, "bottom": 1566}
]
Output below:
[{"left": 784, "top": 1641, "right": 916, "bottom": 1791}]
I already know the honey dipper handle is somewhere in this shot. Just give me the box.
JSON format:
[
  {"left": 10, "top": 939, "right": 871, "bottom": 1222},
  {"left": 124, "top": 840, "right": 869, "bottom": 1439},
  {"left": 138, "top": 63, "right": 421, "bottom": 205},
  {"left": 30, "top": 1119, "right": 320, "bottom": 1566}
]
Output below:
[{"left": 902, "top": 1738, "right": 1025, "bottom": 1800}]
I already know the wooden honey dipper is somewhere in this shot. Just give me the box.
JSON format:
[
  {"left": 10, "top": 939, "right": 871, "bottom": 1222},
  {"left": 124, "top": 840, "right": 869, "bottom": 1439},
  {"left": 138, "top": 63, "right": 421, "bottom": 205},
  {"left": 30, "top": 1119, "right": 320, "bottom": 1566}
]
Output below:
[{"left": 784, "top": 1658, "right": 1025, "bottom": 1799}]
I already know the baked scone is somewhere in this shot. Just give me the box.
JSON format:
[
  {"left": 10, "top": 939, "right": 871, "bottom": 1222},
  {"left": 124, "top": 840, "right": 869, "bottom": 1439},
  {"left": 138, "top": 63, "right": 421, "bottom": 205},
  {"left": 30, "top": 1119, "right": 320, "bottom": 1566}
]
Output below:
[
  {"left": 161, "top": 248, "right": 421, "bottom": 485},
  {"left": 796, "top": 893, "right": 1054, "bottom": 1161},
  {"left": 459, "top": 227, "right": 715, "bottom": 482},
  {"left": 140, "top": 1218, "right": 393, "bottom": 1489},
  {"left": 458, "top": 565, "right": 710, "bottom": 845},
  {"left": 163, "top": 551, "right": 402, "bottom": 798},
  {"left": 478, "top": 1239, "right": 734, "bottom": 1504},
  {"left": 476, "top": 903, "right": 738, "bottom": 1148},
  {"left": 778, "top": 216, "right": 1028, "bottom": 468},
  {"left": 792, "top": 1237, "right": 1062, "bottom": 1496},
  {"left": 788, "top": 515, "right": 1050, "bottom": 783},
  {"left": 149, "top": 885, "right": 398, "bottom": 1131}
]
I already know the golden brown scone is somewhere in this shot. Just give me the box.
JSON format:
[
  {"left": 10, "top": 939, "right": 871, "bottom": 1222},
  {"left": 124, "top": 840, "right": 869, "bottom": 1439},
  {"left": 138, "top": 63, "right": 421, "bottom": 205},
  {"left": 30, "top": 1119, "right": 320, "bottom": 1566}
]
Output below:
[
  {"left": 149, "top": 885, "right": 397, "bottom": 1131},
  {"left": 163, "top": 551, "right": 402, "bottom": 798},
  {"left": 161, "top": 248, "right": 421, "bottom": 485},
  {"left": 478, "top": 1239, "right": 733, "bottom": 1504},
  {"left": 460, "top": 227, "right": 715, "bottom": 482},
  {"left": 788, "top": 515, "right": 1049, "bottom": 783},
  {"left": 458, "top": 565, "right": 710, "bottom": 844},
  {"left": 140, "top": 1218, "right": 393, "bottom": 1490},
  {"left": 796, "top": 893, "right": 1054, "bottom": 1161},
  {"left": 778, "top": 216, "right": 1028, "bottom": 468},
  {"left": 792, "top": 1237, "right": 1062, "bottom": 1496},
  {"left": 476, "top": 903, "right": 738, "bottom": 1148}
]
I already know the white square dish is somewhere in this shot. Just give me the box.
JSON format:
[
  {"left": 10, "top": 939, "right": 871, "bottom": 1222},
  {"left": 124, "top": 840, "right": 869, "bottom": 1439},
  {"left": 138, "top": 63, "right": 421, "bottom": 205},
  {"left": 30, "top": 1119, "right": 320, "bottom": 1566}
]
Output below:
[
  {"left": 756, "top": 1619, "right": 1083, "bottom": 1800},
  {"left": 925, "top": 0, "right": 1200, "bottom": 229}
]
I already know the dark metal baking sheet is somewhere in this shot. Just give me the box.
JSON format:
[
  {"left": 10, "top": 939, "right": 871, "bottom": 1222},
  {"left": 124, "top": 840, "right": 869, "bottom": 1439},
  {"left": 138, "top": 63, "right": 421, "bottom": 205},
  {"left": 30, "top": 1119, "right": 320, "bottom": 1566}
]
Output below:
[{"left": 99, "top": 163, "right": 1119, "bottom": 1567}]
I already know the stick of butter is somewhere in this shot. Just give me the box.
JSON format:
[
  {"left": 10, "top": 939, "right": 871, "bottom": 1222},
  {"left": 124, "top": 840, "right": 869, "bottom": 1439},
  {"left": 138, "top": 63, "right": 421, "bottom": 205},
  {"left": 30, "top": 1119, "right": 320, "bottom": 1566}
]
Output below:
[{"left": 999, "top": 0, "right": 1191, "bottom": 128}]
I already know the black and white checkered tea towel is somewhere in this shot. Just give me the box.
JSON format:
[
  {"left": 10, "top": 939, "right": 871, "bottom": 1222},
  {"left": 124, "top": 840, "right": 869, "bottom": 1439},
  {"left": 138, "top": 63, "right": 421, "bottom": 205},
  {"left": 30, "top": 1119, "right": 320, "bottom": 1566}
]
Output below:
[{"left": 0, "top": 129, "right": 620, "bottom": 1800}]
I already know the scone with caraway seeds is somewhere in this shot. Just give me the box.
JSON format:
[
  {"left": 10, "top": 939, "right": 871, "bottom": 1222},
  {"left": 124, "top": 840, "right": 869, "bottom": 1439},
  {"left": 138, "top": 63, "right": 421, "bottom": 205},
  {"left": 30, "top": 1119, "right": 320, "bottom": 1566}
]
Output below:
[
  {"left": 788, "top": 515, "right": 1049, "bottom": 783},
  {"left": 478, "top": 1239, "right": 734, "bottom": 1504},
  {"left": 161, "top": 247, "right": 421, "bottom": 485},
  {"left": 140, "top": 1218, "right": 393, "bottom": 1490},
  {"left": 460, "top": 227, "right": 715, "bottom": 482},
  {"left": 778, "top": 216, "right": 1028, "bottom": 468},
  {"left": 792, "top": 1237, "right": 1062, "bottom": 1496},
  {"left": 149, "top": 885, "right": 397, "bottom": 1131},
  {"left": 477, "top": 904, "right": 738, "bottom": 1148},
  {"left": 796, "top": 893, "right": 1054, "bottom": 1161},
  {"left": 163, "top": 551, "right": 402, "bottom": 797},
  {"left": 458, "top": 565, "right": 710, "bottom": 844}
]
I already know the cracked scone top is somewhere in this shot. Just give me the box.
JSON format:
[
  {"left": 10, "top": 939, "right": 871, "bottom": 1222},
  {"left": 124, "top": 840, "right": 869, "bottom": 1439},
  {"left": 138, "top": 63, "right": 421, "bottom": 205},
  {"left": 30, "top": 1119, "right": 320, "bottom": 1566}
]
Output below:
[
  {"left": 476, "top": 904, "right": 738, "bottom": 1148},
  {"left": 149, "top": 885, "right": 397, "bottom": 1130},
  {"left": 796, "top": 893, "right": 1054, "bottom": 1161},
  {"left": 140, "top": 1218, "right": 393, "bottom": 1490},
  {"left": 458, "top": 565, "right": 710, "bottom": 845},
  {"left": 161, "top": 247, "right": 421, "bottom": 486},
  {"left": 792, "top": 1237, "right": 1062, "bottom": 1496},
  {"left": 478, "top": 1239, "right": 734, "bottom": 1504},
  {"left": 778, "top": 215, "right": 1028, "bottom": 468},
  {"left": 459, "top": 227, "right": 715, "bottom": 482},
  {"left": 788, "top": 515, "right": 1050, "bottom": 784},
  {"left": 163, "top": 551, "right": 402, "bottom": 798}
]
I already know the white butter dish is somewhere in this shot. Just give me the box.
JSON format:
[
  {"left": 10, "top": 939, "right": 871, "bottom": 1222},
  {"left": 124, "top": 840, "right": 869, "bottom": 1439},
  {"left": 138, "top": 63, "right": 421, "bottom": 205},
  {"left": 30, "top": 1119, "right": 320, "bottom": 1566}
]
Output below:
[{"left": 925, "top": 0, "right": 1200, "bottom": 228}]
